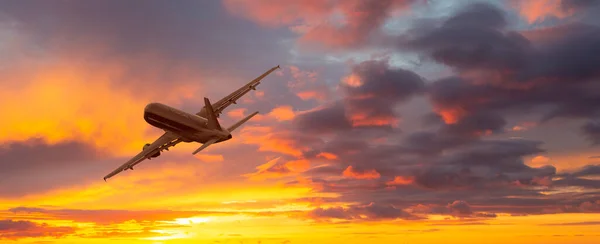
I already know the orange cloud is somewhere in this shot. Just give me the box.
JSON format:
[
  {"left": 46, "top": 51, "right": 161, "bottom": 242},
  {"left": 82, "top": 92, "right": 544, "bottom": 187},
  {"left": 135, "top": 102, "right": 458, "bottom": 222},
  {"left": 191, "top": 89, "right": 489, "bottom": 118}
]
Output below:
[
  {"left": 512, "top": 121, "right": 538, "bottom": 132},
  {"left": 296, "top": 90, "right": 327, "bottom": 101},
  {"left": 227, "top": 108, "right": 247, "bottom": 119},
  {"left": 239, "top": 126, "right": 305, "bottom": 157},
  {"left": 195, "top": 154, "right": 225, "bottom": 163},
  {"left": 512, "top": 126, "right": 526, "bottom": 131},
  {"left": 244, "top": 157, "right": 293, "bottom": 181},
  {"left": 350, "top": 113, "right": 400, "bottom": 128},
  {"left": 317, "top": 152, "right": 338, "bottom": 160},
  {"left": 436, "top": 107, "right": 467, "bottom": 125},
  {"left": 343, "top": 74, "right": 363, "bottom": 87},
  {"left": 285, "top": 159, "right": 311, "bottom": 172},
  {"left": 342, "top": 166, "right": 381, "bottom": 180},
  {"left": 528, "top": 155, "right": 551, "bottom": 168},
  {"left": 510, "top": 0, "right": 574, "bottom": 23},
  {"left": 386, "top": 176, "right": 414, "bottom": 186},
  {"left": 0, "top": 50, "right": 203, "bottom": 157},
  {"left": 268, "top": 105, "right": 296, "bottom": 121}
]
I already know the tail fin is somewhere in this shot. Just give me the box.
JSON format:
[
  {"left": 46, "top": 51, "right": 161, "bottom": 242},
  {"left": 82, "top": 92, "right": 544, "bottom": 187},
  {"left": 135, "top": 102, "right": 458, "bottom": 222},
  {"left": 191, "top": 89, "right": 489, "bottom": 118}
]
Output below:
[
  {"left": 204, "top": 97, "right": 222, "bottom": 130},
  {"left": 228, "top": 111, "right": 259, "bottom": 132}
]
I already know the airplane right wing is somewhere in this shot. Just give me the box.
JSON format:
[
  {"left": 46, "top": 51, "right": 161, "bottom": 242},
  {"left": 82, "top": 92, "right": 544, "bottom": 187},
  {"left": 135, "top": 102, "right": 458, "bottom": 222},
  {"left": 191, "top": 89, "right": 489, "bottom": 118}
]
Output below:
[{"left": 196, "top": 65, "right": 280, "bottom": 117}]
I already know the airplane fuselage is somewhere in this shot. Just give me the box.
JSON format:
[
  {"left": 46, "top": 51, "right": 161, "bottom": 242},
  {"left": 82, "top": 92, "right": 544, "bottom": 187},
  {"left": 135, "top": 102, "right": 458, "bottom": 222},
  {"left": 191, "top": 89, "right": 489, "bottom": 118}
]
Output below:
[{"left": 143, "top": 103, "right": 231, "bottom": 144}]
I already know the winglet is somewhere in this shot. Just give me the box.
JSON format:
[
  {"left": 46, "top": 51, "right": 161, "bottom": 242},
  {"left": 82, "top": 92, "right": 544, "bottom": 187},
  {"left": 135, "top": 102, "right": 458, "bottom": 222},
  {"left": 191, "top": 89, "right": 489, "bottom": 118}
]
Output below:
[
  {"left": 204, "top": 97, "right": 222, "bottom": 130},
  {"left": 228, "top": 111, "right": 259, "bottom": 132}
]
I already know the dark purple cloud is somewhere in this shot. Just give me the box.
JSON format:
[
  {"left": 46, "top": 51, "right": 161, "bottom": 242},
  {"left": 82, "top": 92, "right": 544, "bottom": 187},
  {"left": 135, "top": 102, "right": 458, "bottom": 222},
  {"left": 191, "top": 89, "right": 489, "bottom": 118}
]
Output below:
[
  {"left": 398, "top": 2, "right": 600, "bottom": 142},
  {"left": 582, "top": 120, "right": 600, "bottom": 145},
  {"left": 290, "top": 58, "right": 424, "bottom": 136},
  {"left": 308, "top": 202, "right": 417, "bottom": 221},
  {"left": 0, "top": 138, "right": 99, "bottom": 175},
  {"left": 0, "top": 139, "right": 109, "bottom": 197},
  {"left": 293, "top": 102, "right": 352, "bottom": 134}
]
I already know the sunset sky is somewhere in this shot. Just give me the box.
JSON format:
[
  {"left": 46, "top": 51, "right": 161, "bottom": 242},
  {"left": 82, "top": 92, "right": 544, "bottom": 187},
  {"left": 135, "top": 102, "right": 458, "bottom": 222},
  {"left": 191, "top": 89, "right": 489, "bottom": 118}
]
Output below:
[{"left": 1, "top": 0, "right": 600, "bottom": 243}]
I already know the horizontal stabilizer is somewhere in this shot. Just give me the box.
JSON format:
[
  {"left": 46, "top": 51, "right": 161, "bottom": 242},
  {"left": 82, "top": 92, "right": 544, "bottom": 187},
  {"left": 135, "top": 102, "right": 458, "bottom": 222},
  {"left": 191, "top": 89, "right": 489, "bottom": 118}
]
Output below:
[
  {"left": 192, "top": 138, "right": 218, "bottom": 155},
  {"left": 228, "top": 111, "right": 259, "bottom": 132}
]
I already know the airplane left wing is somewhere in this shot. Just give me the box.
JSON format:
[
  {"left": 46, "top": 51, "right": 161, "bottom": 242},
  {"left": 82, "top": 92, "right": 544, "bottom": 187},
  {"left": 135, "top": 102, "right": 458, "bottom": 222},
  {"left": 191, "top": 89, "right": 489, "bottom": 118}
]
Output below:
[
  {"left": 103, "top": 132, "right": 181, "bottom": 181},
  {"left": 196, "top": 65, "right": 280, "bottom": 117}
]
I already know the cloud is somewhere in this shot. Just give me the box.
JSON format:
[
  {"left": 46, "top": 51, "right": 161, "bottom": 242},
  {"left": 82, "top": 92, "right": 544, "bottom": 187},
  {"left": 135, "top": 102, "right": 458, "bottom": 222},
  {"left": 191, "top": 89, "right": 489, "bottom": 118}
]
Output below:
[
  {"left": 268, "top": 106, "right": 296, "bottom": 121},
  {"left": 195, "top": 154, "right": 225, "bottom": 163},
  {"left": 582, "top": 120, "right": 600, "bottom": 145},
  {"left": 398, "top": 2, "right": 600, "bottom": 143},
  {"left": 7, "top": 207, "right": 215, "bottom": 225},
  {"left": 282, "top": 65, "right": 332, "bottom": 102},
  {"left": 342, "top": 59, "right": 425, "bottom": 128},
  {"left": 566, "top": 164, "right": 600, "bottom": 177},
  {"left": 291, "top": 59, "right": 424, "bottom": 135},
  {"left": 342, "top": 166, "right": 381, "bottom": 180},
  {"left": 229, "top": 2, "right": 600, "bottom": 221},
  {"left": 227, "top": 108, "right": 248, "bottom": 119},
  {"left": 0, "top": 139, "right": 99, "bottom": 175},
  {"left": 316, "top": 152, "right": 338, "bottom": 160},
  {"left": 292, "top": 102, "right": 353, "bottom": 134},
  {"left": 386, "top": 176, "right": 414, "bottom": 186},
  {"left": 409, "top": 200, "right": 497, "bottom": 219},
  {"left": 541, "top": 221, "right": 600, "bottom": 226},
  {"left": 239, "top": 126, "right": 323, "bottom": 157},
  {"left": 0, "top": 219, "right": 75, "bottom": 240},
  {"left": 0, "top": 139, "right": 108, "bottom": 196},
  {"left": 308, "top": 202, "right": 416, "bottom": 221},
  {"left": 296, "top": 90, "right": 328, "bottom": 101},
  {"left": 509, "top": 0, "right": 576, "bottom": 24},
  {"left": 243, "top": 157, "right": 296, "bottom": 181},
  {"left": 223, "top": 0, "right": 417, "bottom": 49}
]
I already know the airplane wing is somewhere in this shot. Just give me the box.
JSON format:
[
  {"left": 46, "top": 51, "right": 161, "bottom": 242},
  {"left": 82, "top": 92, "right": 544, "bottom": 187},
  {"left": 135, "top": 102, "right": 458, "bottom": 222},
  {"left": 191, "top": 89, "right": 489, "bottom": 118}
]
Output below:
[
  {"left": 196, "top": 65, "right": 280, "bottom": 117},
  {"left": 103, "top": 132, "right": 182, "bottom": 181}
]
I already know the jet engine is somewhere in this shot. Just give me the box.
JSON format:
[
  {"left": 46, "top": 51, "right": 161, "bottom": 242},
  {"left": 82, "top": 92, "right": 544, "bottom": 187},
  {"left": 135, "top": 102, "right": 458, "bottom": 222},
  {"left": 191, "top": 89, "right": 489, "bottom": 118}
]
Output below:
[{"left": 143, "top": 143, "right": 161, "bottom": 158}]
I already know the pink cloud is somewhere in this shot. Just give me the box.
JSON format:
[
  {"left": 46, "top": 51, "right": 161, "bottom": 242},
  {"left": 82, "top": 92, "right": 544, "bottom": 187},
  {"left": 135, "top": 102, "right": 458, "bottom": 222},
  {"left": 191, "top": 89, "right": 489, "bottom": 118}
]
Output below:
[
  {"left": 223, "top": 0, "right": 417, "bottom": 49},
  {"left": 509, "top": 0, "right": 575, "bottom": 24}
]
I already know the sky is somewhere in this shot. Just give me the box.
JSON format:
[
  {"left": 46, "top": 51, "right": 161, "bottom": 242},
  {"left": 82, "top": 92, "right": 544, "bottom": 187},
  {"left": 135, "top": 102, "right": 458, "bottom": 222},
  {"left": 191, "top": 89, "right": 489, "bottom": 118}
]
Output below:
[{"left": 1, "top": 0, "right": 600, "bottom": 243}]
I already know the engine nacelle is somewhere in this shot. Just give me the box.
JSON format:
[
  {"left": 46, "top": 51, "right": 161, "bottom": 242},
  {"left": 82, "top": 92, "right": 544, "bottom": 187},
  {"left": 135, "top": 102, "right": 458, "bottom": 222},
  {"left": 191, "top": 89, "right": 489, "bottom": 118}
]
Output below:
[{"left": 143, "top": 143, "right": 161, "bottom": 158}]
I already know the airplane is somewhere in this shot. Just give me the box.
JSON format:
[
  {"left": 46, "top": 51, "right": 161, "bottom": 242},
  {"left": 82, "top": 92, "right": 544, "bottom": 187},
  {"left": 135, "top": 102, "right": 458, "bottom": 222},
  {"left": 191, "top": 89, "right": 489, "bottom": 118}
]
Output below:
[{"left": 103, "top": 65, "right": 281, "bottom": 181}]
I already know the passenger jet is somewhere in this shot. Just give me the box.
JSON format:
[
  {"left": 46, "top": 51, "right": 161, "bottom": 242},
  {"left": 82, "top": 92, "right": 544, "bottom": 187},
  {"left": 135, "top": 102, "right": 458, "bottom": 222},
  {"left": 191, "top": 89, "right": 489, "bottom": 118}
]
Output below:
[{"left": 103, "top": 65, "right": 280, "bottom": 181}]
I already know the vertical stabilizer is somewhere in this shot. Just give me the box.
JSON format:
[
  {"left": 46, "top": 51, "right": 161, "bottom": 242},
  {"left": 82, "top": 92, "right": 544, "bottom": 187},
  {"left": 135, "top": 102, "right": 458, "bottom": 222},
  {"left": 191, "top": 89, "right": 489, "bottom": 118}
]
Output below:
[{"left": 204, "top": 97, "right": 222, "bottom": 130}]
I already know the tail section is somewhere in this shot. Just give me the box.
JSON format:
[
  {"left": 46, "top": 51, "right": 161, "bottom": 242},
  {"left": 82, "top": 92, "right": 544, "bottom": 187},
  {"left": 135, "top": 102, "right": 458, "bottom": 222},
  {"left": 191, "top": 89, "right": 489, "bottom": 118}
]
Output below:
[
  {"left": 204, "top": 97, "right": 222, "bottom": 130},
  {"left": 228, "top": 111, "right": 259, "bottom": 132},
  {"left": 191, "top": 111, "right": 258, "bottom": 155}
]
